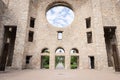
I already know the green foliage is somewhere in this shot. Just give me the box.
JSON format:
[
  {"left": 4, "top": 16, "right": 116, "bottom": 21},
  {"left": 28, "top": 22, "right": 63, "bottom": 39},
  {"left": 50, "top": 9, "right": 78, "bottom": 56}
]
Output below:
[
  {"left": 42, "top": 56, "right": 49, "bottom": 69},
  {"left": 71, "top": 56, "right": 78, "bottom": 69},
  {"left": 55, "top": 56, "right": 65, "bottom": 66},
  {"left": 71, "top": 64, "right": 77, "bottom": 69}
]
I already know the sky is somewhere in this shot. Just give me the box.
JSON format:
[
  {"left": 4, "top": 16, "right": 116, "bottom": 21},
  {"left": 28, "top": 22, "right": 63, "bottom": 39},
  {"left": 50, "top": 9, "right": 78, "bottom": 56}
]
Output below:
[{"left": 46, "top": 6, "right": 74, "bottom": 28}]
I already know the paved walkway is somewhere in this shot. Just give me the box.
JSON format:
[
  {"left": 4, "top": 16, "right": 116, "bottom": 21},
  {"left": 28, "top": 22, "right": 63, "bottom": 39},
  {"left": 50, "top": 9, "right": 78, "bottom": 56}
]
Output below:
[{"left": 0, "top": 69, "right": 120, "bottom": 80}]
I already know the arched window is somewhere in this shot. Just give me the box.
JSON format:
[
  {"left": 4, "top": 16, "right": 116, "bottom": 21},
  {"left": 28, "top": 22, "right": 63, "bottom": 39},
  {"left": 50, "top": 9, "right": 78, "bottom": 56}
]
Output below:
[
  {"left": 70, "top": 48, "right": 79, "bottom": 54},
  {"left": 55, "top": 47, "right": 65, "bottom": 53},
  {"left": 41, "top": 48, "right": 50, "bottom": 53}
]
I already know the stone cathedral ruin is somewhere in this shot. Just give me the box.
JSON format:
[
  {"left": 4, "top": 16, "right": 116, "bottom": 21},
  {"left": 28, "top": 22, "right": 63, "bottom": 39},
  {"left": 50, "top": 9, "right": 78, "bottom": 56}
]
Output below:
[{"left": 0, "top": 0, "right": 120, "bottom": 72}]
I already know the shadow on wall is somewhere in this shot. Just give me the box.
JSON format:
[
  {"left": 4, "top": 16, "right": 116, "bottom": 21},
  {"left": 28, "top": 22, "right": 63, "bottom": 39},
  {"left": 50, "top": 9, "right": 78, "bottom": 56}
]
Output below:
[{"left": 0, "top": 0, "right": 7, "bottom": 14}]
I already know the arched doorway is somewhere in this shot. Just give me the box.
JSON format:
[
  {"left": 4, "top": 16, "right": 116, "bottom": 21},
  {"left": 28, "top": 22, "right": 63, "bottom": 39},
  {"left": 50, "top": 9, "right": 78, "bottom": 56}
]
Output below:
[
  {"left": 70, "top": 48, "right": 79, "bottom": 69},
  {"left": 55, "top": 47, "right": 65, "bottom": 69},
  {"left": 40, "top": 48, "right": 50, "bottom": 69}
]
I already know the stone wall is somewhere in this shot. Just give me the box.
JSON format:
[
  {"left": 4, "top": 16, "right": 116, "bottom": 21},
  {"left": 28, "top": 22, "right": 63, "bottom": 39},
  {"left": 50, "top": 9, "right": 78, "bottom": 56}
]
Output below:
[
  {"left": 91, "top": 0, "right": 108, "bottom": 70},
  {"left": 1, "top": 0, "right": 30, "bottom": 69},
  {"left": 22, "top": 0, "right": 114, "bottom": 70},
  {"left": 2, "top": 0, "right": 9, "bottom": 5},
  {"left": 0, "top": 0, "right": 119, "bottom": 71},
  {"left": 23, "top": 0, "right": 38, "bottom": 69},
  {"left": 100, "top": 0, "right": 116, "bottom": 26},
  {"left": 27, "top": 0, "right": 108, "bottom": 69},
  {"left": 115, "top": 1, "right": 120, "bottom": 69}
]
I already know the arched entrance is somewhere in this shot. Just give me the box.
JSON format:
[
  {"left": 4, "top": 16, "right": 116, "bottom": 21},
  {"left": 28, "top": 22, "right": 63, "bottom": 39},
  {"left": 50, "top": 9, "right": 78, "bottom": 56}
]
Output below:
[
  {"left": 55, "top": 47, "right": 65, "bottom": 69},
  {"left": 40, "top": 48, "right": 50, "bottom": 69},
  {"left": 70, "top": 48, "right": 79, "bottom": 69}
]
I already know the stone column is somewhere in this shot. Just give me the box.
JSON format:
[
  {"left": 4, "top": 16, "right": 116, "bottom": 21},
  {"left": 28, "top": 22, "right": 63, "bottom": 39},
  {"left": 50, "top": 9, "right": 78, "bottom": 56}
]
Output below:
[
  {"left": 91, "top": 0, "right": 108, "bottom": 70},
  {"left": 50, "top": 52, "right": 55, "bottom": 69},
  {"left": 49, "top": 48, "right": 55, "bottom": 69},
  {"left": 65, "top": 53, "right": 70, "bottom": 69}
]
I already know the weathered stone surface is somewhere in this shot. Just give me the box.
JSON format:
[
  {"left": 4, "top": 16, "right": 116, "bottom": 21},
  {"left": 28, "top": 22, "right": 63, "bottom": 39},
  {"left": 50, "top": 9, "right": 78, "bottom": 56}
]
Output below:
[{"left": 0, "top": 0, "right": 120, "bottom": 71}]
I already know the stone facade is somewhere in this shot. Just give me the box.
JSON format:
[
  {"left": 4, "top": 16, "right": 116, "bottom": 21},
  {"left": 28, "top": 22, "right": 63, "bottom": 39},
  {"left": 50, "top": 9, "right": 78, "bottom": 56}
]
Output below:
[{"left": 0, "top": 0, "right": 120, "bottom": 71}]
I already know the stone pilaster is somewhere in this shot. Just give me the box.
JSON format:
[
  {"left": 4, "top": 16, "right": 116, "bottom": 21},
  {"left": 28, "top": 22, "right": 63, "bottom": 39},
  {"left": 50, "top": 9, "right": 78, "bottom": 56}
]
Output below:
[
  {"left": 10, "top": 0, "right": 30, "bottom": 69},
  {"left": 114, "top": 2, "right": 120, "bottom": 70},
  {"left": 91, "top": 0, "right": 108, "bottom": 70},
  {"left": 50, "top": 52, "right": 55, "bottom": 69},
  {"left": 65, "top": 54, "right": 70, "bottom": 69}
]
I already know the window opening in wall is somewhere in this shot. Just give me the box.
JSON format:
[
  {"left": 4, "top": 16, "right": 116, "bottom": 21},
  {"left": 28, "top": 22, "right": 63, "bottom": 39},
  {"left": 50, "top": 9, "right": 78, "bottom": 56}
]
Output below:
[
  {"left": 70, "top": 56, "right": 79, "bottom": 69},
  {"left": 26, "top": 55, "right": 32, "bottom": 64},
  {"left": 86, "top": 17, "right": 91, "bottom": 28},
  {"left": 41, "top": 56, "right": 49, "bottom": 69},
  {"left": 104, "top": 27, "right": 120, "bottom": 71},
  {"left": 30, "top": 17, "right": 35, "bottom": 28},
  {"left": 55, "top": 56, "right": 65, "bottom": 69},
  {"left": 57, "top": 31, "right": 63, "bottom": 40},
  {"left": 89, "top": 56, "right": 95, "bottom": 69},
  {"left": 87, "top": 32, "right": 92, "bottom": 43},
  {"left": 28, "top": 31, "right": 34, "bottom": 42}
]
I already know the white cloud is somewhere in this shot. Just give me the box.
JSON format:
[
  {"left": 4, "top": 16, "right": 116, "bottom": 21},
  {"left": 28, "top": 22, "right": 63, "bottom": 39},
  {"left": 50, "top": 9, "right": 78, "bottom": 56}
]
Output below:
[{"left": 46, "top": 6, "right": 74, "bottom": 28}]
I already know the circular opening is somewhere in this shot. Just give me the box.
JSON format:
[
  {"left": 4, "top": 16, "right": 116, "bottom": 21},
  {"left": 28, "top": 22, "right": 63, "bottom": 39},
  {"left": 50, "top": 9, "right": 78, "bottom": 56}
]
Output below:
[{"left": 46, "top": 6, "right": 74, "bottom": 28}]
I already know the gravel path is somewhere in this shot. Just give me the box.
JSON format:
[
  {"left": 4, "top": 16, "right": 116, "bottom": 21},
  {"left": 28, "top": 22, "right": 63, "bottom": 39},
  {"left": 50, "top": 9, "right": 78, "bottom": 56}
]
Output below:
[{"left": 0, "top": 69, "right": 120, "bottom": 80}]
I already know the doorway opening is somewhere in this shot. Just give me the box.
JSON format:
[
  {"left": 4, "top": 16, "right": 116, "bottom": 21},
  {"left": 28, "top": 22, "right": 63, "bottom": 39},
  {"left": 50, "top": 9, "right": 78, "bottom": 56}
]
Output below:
[
  {"left": 104, "top": 27, "right": 120, "bottom": 71},
  {"left": 0, "top": 26, "right": 17, "bottom": 71},
  {"left": 70, "top": 56, "right": 79, "bottom": 69},
  {"left": 55, "top": 56, "right": 65, "bottom": 69},
  {"left": 41, "top": 56, "right": 49, "bottom": 69},
  {"left": 89, "top": 56, "right": 95, "bottom": 69}
]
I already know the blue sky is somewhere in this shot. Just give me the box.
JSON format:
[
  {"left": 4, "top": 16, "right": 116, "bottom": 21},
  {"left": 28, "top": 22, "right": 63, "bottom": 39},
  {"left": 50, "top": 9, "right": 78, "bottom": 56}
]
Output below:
[{"left": 46, "top": 6, "right": 74, "bottom": 28}]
